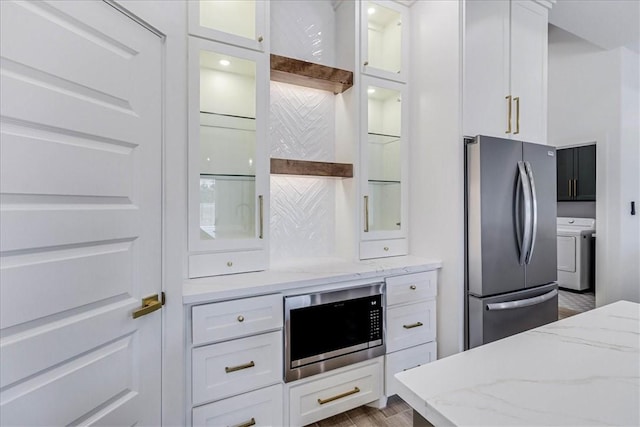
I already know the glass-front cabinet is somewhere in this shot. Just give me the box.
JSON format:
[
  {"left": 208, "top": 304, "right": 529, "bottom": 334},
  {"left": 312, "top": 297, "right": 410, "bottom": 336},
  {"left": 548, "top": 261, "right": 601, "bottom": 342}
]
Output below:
[
  {"left": 360, "top": 0, "right": 409, "bottom": 83},
  {"left": 188, "top": 0, "right": 267, "bottom": 52},
  {"left": 360, "top": 76, "right": 408, "bottom": 259},
  {"left": 188, "top": 38, "right": 269, "bottom": 278}
]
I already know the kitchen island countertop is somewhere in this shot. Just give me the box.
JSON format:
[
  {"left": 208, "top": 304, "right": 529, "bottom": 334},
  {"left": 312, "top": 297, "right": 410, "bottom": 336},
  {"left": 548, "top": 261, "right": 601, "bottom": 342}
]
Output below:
[{"left": 396, "top": 300, "right": 640, "bottom": 426}]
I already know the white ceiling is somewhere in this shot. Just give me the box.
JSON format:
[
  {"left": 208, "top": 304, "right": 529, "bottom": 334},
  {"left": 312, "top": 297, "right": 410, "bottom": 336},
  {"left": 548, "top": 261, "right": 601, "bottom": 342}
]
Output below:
[{"left": 549, "top": 0, "right": 640, "bottom": 53}]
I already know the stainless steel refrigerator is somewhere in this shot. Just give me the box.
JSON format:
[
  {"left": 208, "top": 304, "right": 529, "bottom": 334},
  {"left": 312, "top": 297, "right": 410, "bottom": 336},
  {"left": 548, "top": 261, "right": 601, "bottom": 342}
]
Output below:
[{"left": 465, "top": 135, "right": 558, "bottom": 349}]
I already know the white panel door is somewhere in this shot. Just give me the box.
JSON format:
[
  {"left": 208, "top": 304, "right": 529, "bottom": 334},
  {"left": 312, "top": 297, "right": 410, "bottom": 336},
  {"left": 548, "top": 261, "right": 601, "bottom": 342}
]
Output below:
[{"left": 0, "top": 1, "right": 162, "bottom": 425}]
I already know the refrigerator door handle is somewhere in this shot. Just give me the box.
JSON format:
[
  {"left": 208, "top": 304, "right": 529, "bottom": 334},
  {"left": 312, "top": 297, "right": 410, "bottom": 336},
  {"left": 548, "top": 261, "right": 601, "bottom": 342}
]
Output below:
[
  {"left": 516, "top": 161, "right": 532, "bottom": 265},
  {"left": 486, "top": 289, "right": 558, "bottom": 311},
  {"left": 524, "top": 161, "right": 538, "bottom": 264}
]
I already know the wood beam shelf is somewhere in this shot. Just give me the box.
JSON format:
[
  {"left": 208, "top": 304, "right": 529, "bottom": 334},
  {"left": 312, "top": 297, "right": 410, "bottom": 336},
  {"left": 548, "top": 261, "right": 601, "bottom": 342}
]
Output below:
[
  {"left": 270, "top": 158, "right": 353, "bottom": 178},
  {"left": 270, "top": 54, "right": 353, "bottom": 94}
]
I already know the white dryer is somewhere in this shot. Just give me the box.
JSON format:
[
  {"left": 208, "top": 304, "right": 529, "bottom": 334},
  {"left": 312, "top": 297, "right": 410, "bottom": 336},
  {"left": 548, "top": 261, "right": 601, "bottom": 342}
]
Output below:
[{"left": 557, "top": 217, "right": 595, "bottom": 291}]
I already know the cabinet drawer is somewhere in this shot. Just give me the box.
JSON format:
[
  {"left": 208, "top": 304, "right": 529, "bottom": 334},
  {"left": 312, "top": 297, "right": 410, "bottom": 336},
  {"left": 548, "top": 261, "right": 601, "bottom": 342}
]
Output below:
[
  {"left": 189, "top": 250, "right": 267, "bottom": 279},
  {"left": 386, "top": 271, "right": 437, "bottom": 306},
  {"left": 386, "top": 301, "right": 436, "bottom": 353},
  {"left": 360, "top": 239, "right": 408, "bottom": 260},
  {"left": 192, "top": 331, "right": 282, "bottom": 405},
  {"left": 192, "top": 384, "right": 283, "bottom": 427},
  {"left": 192, "top": 294, "right": 283, "bottom": 345},
  {"left": 289, "top": 359, "right": 383, "bottom": 426},
  {"left": 385, "top": 342, "right": 436, "bottom": 397}
]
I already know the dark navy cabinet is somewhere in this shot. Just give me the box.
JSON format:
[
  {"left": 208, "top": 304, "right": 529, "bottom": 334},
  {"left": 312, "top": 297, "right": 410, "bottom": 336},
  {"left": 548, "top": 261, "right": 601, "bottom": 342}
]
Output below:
[{"left": 556, "top": 144, "right": 596, "bottom": 202}]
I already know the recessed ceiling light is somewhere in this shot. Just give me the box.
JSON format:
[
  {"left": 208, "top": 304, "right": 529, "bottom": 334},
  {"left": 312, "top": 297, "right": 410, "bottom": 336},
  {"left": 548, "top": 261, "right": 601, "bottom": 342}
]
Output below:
[
  {"left": 219, "top": 59, "right": 230, "bottom": 66},
  {"left": 368, "top": 7, "right": 376, "bottom": 15},
  {"left": 367, "top": 88, "right": 376, "bottom": 94}
]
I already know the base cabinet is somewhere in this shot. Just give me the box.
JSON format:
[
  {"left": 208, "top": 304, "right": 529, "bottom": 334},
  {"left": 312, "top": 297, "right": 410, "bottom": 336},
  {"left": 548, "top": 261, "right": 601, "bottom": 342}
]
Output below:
[
  {"left": 384, "top": 343, "right": 436, "bottom": 397},
  {"left": 288, "top": 358, "right": 384, "bottom": 427},
  {"left": 192, "top": 384, "right": 283, "bottom": 427}
]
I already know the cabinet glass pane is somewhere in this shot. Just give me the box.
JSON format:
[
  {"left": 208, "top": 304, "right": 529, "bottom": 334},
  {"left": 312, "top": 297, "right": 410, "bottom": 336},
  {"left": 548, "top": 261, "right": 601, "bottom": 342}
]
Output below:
[
  {"left": 366, "top": 2, "right": 402, "bottom": 75},
  {"left": 200, "top": 51, "right": 257, "bottom": 241},
  {"left": 367, "top": 85, "right": 401, "bottom": 232},
  {"left": 200, "top": 0, "right": 256, "bottom": 40}
]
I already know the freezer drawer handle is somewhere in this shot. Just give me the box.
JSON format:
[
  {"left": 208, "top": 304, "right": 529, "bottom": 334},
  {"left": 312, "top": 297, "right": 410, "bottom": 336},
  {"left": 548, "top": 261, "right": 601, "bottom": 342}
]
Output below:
[{"left": 486, "top": 289, "right": 557, "bottom": 311}]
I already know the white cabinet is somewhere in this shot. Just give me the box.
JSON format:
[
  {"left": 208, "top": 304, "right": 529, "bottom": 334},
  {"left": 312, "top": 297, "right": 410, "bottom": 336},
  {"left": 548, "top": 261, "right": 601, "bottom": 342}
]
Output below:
[
  {"left": 188, "top": 0, "right": 267, "bottom": 52},
  {"left": 360, "top": 0, "right": 409, "bottom": 83},
  {"left": 288, "top": 358, "right": 383, "bottom": 426},
  {"left": 464, "top": 0, "right": 550, "bottom": 144},
  {"left": 188, "top": 37, "right": 270, "bottom": 278},
  {"left": 383, "top": 271, "right": 437, "bottom": 398},
  {"left": 189, "top": 295, "right": 283, "bottom": 424},
  {"left": 360, "top": 76, "right": 409, "bottom": 259}
]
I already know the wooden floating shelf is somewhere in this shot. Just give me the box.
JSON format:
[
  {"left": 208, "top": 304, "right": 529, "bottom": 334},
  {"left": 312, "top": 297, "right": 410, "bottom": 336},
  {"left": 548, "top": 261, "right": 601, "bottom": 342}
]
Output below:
[
  {"left": 270, "top": 158, "right": 353, "bottom": 178},
  {"left": 270, "top": 54, "right": 353, "bottom": 94}
]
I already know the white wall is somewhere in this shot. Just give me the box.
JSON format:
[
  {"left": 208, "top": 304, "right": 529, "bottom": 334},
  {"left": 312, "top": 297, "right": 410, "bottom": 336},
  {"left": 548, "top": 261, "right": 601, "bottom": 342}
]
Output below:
[
  {"left": 548, "top": 26, "right": 640, "bottom": 305},
  {"left": 409, "top": 0, "right": 464, "bottom": 358}
]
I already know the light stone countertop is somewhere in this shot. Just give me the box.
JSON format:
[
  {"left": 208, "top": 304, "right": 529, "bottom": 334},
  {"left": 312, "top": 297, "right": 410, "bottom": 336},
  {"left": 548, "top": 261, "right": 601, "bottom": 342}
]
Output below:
[
  {"left": 396, "top": 300, "right": 640, "bottom": 426},
  {"left": 183, "top": 255, "right": 442, "bottom": 304}
]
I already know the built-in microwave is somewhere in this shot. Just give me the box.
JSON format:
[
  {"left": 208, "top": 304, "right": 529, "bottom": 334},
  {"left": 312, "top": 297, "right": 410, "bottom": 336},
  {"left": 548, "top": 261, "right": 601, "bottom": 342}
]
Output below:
[{"left": 284, "top": 283, "right": 385, "bottom": 382}]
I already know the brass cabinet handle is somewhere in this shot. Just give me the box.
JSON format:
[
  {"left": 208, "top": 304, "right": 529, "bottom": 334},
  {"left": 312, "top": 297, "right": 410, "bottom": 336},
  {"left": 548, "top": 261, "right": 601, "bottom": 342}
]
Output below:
[
  {"left": 257, "top": 35, "right": 264, "bottom": 42},
  {"left": 383, "top": 247, "right": 389, "bottom": 252},
  {"left": 225, "top": 361, "right": 255, "bottom": 374},
  {"left": 132, "top": 294, "right": 162, "bottom": 319},
  {"left": 568, "top": 180, "right": 572, "bottom": 198},
  {"left": 232, "top": 418, "right": 256, "bottom": 427},
  {"left": 514, "top": 96, "right": 520, "bottom": 134},
  {"left": 364, "top": 61, "right": 369, "bottom": 66},
  {"left": 237, "top": 315, "right": 245, "bottom": 322},
  {"left": 258, "top": 195, "right": 264, "bottom": 239},
  {"left": 364, "top": 196, "right": 369, "bottom": 232},
  {"left": 317, "top": 387, "right": 360, "bottom": 405},
  {"left": 505, "top": 95, "right": 512, "bottom": 134},
  {"left": 573, "top": 179, "right": 577, "bottom": 198},
  {"left": 410, "top": 285, "right": 417, "bottom": 290},
  {"left": 403, "top": 321, "right": 424, "bottom": 329}
]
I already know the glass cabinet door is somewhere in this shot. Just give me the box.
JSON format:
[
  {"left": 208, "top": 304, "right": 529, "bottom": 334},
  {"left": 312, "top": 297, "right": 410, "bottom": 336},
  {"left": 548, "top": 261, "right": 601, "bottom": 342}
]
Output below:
[
  {"left": 361, "top": 77, "right": 408, "bottom": 245},
  {"left": 361, "top": 0, "right": 408, "bottom": 82},
  {"left": 189, "top": 38, "right": 268, "bottom": 258},
  {"left": 188, "top": 0, "right": 266, "bottom": 51}
]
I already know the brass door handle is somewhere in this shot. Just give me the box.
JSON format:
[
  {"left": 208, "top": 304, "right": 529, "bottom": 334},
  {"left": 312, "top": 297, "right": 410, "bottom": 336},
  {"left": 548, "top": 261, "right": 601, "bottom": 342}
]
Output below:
[
  {"left": 258, "top": 195, "right": 264, "bottom": 239},
  {"left": 505, "top": 95, "right": 512, "bottom": 134},
  {"left": 225, "top": 361, "right": 255, "bottom": 374},
  {"left": 513, "top": 96, "right": 520, "bottom": 134},
  {"left": 317, "top": 387, "right": 360, "bottom": 405},
  {"left": 232, "top": 418, "right": 256, "bottom": 427},
  {"left": 364, "top": 196, "right": 369, "bottom": 232},
  {"left": 132, "top": 294, "right": 162, "bottom": 319},
  {"left": 403, "top": 321, "right": 424, "bottom": 329}
]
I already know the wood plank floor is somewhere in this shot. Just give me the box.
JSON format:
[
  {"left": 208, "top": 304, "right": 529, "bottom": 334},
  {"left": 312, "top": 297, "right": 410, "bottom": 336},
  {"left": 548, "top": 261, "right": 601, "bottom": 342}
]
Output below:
[{"left": 304, "top": 395, "right": 414, "bottom": 427}]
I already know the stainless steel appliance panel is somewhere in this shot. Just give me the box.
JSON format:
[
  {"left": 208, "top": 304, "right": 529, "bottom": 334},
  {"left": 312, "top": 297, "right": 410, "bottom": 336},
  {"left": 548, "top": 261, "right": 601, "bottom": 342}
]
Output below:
[
  {"left": 523, "top": 142, "right": 558, "bottom": 288},
  {"left": 467, "top": 136, "right": 525, "bottom": 297},
  {"left": 468, "top": 283, "right": 558, "bottom": 348}
]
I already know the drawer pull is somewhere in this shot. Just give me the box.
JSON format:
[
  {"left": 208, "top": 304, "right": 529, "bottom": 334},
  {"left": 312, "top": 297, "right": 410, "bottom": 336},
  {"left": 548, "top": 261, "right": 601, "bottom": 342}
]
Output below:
[
  {"left": 403, "top": 321, "right": 424, "bottom": 329},
  {"left": 237, "top": 315, "right": 245, "bottom": 322},
  {"left": 410, "top": 285, "right": 417, "bottom": 290},
  {"left": 317, "top": 387, "right": 360, "bottom": 405},
  {"left": 403, "top": 364, "right": 422, "bottom": 371},
  {"left": 232, "top": 417, "right": 256, "bottom": 427},
  {"left": 225, "top": 361, "right": 255, "bottom": 374}
]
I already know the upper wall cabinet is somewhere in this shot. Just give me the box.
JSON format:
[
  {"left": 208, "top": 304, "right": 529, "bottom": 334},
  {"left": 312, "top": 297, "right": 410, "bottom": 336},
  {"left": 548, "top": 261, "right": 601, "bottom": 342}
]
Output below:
[
  {"left": 557, "top": 144, "right": 596, "bottom": 202},
  {"left": 188, "top": 38, "right": 269, "bottom": 278},
  {"left": 188, "top": 0, "right": 267, "bottom": 51},
  {"left": 360, "top": 0, "right": 409, "bottom": 83},
  {"left": 464, "top": 0, "right": 550, "bottom": 144},
  {"left": 360, "top": 76, "right": 408, "bottom": 259}
]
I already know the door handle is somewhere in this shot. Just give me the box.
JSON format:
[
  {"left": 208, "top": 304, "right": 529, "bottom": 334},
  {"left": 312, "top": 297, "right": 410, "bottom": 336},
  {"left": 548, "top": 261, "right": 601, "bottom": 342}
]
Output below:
[
  {"left": 516, "top": 162, "right": 532, "bottom": 265},
  {"left": 573, "top": 179, "right": 577, "bottom": 198},
  {"left": 505, "top": 95, "right": 512, "bottom": 134},
  {"left": 486, "top": 289, "right": 558, "bottom": 311},
  {"left": 364, "top": 195, "right": 370, "bottom": 232},
  {"left": 258, "top": 195, "right": 264, "bottom": 239},
  {"left": 513, "top": 96, "right": 520, "bottom": 134},
  {"left": 524, "top": 161, "right": 538, "bottom": 264},
  {"left": 132, "top": 294, "right": 163, "bottom": 319},
  {"left": 568, "top": 180, "right": 572, "bottom": 198}
]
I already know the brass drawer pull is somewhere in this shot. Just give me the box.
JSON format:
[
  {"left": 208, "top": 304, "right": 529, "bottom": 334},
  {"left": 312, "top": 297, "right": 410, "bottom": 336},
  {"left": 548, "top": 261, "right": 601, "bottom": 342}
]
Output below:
[
  {"left": 403, "top": 321, "right": 424, "bottom": 329},
  {"left": 225, "top": 361, "right": 255, "bottom": 374},
  {"left": 317, "top": 387, "right": 360, "bottom": 405},
  {"left": 410, "top": 285, "right": 417, "bottom": 290},
  {"left": 514, "top": 96, "right": 520, "bottom": 134},
  {"left": 505, "top": 95, "right": 512, "bottom": 134},
  {"left": 232, "top": 417, "right": 256, "bottom": 427},
  {"left": 237, "top": 315, "right": 245, "bottom": 322},
  {"left": 364, "top": 196, "right": 369, "bottom": 232}
]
